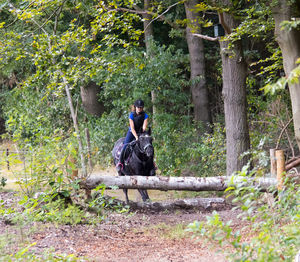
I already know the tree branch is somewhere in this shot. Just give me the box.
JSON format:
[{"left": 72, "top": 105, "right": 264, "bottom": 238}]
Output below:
[
  {"left": 192, "top": 33, "right": 219, "bottom": 42},
  {"left": 275, "top": 117, "right": 293, "bottom": 152},
  {"left": 30, "top": 18, "right": 48, "bottom": 35},
  {"left": 286, "top": 158, "right": 300, "bottom": 171},
  {"left": 144, "top": 1, "right": 182, "bottom": 32},
  {"left": 54, "top": 0, "right": 67, "bottom": 35},
  {"left": 218, "top": 12, "right": 231, "bottom": 34},
  {"left": 61, "top": 74, "right": 87, "bottom": 178},
  {"left": 107, "top": 2, "right": 180, "bottom": 29},
  {"left": 3, "top": 1, "right": 34, "bottom": 27}
]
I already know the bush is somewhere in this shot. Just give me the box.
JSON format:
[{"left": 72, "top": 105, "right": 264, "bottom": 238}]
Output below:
[{"left": 187, "top": 166, "right": 300, "bottom": 261}]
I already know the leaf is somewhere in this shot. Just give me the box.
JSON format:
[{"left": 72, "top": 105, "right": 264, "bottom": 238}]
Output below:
[{"left": 261, "top": 77, "right": 287, "bottom": 95}]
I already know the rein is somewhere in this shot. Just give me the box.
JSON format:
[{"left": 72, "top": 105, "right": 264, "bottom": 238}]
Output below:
[{"left": 137, "top": 135, "right": 153, "bottom": 154}]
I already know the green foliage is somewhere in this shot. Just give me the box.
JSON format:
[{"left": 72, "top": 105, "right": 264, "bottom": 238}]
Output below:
[
  {"left": 187, "top": 164, "right": 300, "bottom": 261},
  {"left": 2, "top": 85, "right": 72, "bottom": 144},
  {"left": 24, "top": 198, "right": 93, "bottom": 225},
  {"left": 0, "top": 135, "right": 79, "bottom": 196},
  {"left": 185, "top": 123, "right": 226, "bottom": 176},
  {"left": 1, "top": 190, "right": 102, "bottom": 226},
  {"left": 263, "top": 60, "right": 300, "bottom": 95},
  {"left": 0, "top": 177, "right": 6, "bottom": 188},
  {"left": 89, "top": 184, "right": 129, "bottom": 214},
  {"left": 154, "top": 113, "right": 194, "bottom": 176},
  {"left": 95, "top": 41, "right": 189, "bottom": 113},
  {"left": 280, "top": 18, "right": 300, "bottom": 31},
  {"left": 154, "top": 120, "right": 226, "bottom": 176}
]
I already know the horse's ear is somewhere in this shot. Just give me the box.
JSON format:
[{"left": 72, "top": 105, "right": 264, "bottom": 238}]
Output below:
[{"left": 148, "top": 127, "right": 151, "bottom": 135}]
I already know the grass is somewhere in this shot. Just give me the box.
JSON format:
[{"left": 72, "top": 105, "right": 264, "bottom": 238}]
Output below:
[
  {"left": 0, "top": 141, "right": 24, "bottom": 191},
  {"left": 143, "top": 223, "right": 190, "bottom": 240},
  {"left": 0, "top": 223, "right": 40, "bottom": 258}
]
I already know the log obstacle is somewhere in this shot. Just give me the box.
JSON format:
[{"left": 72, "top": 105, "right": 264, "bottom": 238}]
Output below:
[
  {"left": 81, "top": 149, "right": 297, "bottom": 193},
  {"left": 96, "top": 195, "right": 231, "bottom": 211},
  {"left": 83, "top": 175, "right": 277, "bottom": 192}
]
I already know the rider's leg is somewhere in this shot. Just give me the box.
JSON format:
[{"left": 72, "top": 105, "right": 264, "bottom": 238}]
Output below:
[
  {"left": 116, "top": 130, "right": 135, "bottom": 171},
  {"left": 148, "top": 157, "right": 156, "bottom": 176}
]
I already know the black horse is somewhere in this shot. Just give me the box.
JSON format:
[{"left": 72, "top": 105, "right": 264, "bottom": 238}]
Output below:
[{"left": 112, "top": 129, "right": 155, "bottom": 203}]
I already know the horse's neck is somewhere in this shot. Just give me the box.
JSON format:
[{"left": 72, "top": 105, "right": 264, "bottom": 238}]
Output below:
[{"left": 133, "top": 143, "right": 147, "bottom": 160}]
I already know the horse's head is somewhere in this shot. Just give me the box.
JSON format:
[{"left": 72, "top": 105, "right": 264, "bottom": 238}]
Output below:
[{"left": 137, "top": 129, "right": 154, "bottom": 158}]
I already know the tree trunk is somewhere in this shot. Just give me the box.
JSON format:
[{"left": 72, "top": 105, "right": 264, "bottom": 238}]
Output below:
[
  {"left": 63, "top": 76, "right": 87, "bottom": 178},
  {"left": 143, "top": 0, "right": 153, "bottom": 53},
  {"left": 273, "top": 0, "right": 300, "bottom": 151},
  {"left": 184, "top": 0, "right": 212, "bottom": 130},
  {"left": 0, "top": 116, "right": 5, "bottom": 135},
  {"left": 142, "top": 0, "right": 157, "bottom": 122},
  {"left": 82, "top": 175, "right": 276, "bottom": 191},
  {"left": 219, "top": 8, "right": 250, "bottom": 176},
  {"left": 80, "top": 81, "right": 104, "bottom": 117}
]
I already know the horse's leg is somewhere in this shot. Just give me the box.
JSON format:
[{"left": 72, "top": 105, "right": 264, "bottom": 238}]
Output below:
[
  {"left": 138, "top": 189, "right": 150, "bottom": 202},
  {"left": 144, "top": 189, "right": 150, "bottom": 200},
  {"left": 123, "top": 188, "right": 129, "bottom": 204}
]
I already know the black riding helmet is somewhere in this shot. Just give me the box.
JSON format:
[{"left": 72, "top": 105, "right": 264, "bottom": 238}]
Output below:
[{"left": 134, "top": 99, "right": 144, "bottom": 108}]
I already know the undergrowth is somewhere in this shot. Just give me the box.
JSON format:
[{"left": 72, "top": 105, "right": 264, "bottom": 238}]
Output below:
[{"left": 187, "top": 165, "right": 300, "bottom": 261}]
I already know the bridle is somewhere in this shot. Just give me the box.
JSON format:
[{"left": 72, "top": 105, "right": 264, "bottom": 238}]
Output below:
[{"left": 137, "top": 134, "right": 153, "bottom": 154}]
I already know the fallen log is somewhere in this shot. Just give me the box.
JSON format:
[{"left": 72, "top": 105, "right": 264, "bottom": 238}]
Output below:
[
  {"left": 82, "top": 175, "right": 277, "bottom": 192},
  {"left": 129, "top": 197, "right": 232, "bottom": 211},
  {"left": 285, "top": 157, "right": 300, "bottom": 171},
  {"left": 100, "top": 195, "right": 231, "bottom": 211}
]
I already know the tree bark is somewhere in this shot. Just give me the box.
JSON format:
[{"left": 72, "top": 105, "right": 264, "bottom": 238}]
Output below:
[
  {"left": 80, "top": 81, "right": 104, "bottom": 117},
  {"left": 273, "top": 0, "right": 300, "bottom": 151},
  {"left": 82, "top": 175, "right": 276, "bottom": 191},
  {"left": 63, "top": 76, "right": 87, "bottom": 178},
  {"left": 219, "top": 6, "right": 250, "bottom": 176},
  {"left": 143, "top": 0, "right": 154, "bottom": 52},
  {"left": 184, "top": 0, "right": 212, "bottom": 130},
  {"left": 142, "top": 0, "right": 157, "bottom": 123}
]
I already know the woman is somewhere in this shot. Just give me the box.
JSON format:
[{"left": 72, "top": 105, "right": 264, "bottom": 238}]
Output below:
[{"left": 116, "top": 99, "right": 149, "bottom": 171}]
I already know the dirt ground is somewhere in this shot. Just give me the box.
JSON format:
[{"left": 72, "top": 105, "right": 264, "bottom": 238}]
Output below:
[
  {"left": 0, "top": 161, "right": 244, "bottom": 262},
  {"left": 0, "top": 190, "right": 244, "bottom": 262}
]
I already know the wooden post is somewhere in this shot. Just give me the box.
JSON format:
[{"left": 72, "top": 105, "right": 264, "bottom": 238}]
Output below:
[
  {"left": 275, "top": 150, "right": 285, "bottom": 190},
  {"left": 270, "top": 149, "right": 276, "bottom": 178},
  {"left": 6, "top": 148, "right": 9, "bottom": 170},
  {"left": 85, "top": 128, "right": 93, "bottom": 172},
  {"left": 70, "top": 156, "right": 78, "bottom": 180},
  {"left": 84, "top": 128, "right": 93, "bottom": 200}
]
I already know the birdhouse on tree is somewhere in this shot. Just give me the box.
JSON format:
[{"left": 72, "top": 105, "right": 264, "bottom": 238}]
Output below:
[{"left": 214, "top": 24, "right": 225, "bottom": 37}]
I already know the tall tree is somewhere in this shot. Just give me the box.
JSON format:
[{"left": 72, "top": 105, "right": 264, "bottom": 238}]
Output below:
[
  {"left": 218, "top": 5, "right": 250, "bottom": 176},
  {"left": 272, "top": 0, "right": 300, "bottom": 151},
  {"left": 193, "top": 1, "right": 251, "bottom": 175},
  {"left": 184, "top": 0, "right": 212, "bottom": 130},
  {"left": 142, "top": 0, "right": 158, "bottom": 120}
]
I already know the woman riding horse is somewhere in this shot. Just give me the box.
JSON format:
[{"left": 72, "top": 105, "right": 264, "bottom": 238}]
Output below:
[{"left": 116, "top": 99, "right": 149, "bottom": 171}]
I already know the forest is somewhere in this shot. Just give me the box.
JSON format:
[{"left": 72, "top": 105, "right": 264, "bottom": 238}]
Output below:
[{"left": 0, "top": 0, "right": 300, "bottom": 261}]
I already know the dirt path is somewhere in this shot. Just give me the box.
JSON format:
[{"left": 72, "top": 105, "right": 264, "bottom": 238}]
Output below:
[
  {"left": 30, "top": 212, "right": 230, "bottom": 262},
  {"left": 0, "top": 191, "right": 243, "bottom": 262},
  {"left": 0, "top": 166, "right": 241, "bottom": 261}
]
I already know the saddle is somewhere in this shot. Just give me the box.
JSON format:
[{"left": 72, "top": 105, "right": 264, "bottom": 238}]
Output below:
[{"left": 116, "top": 141, "right": 136, "bottom": 165}]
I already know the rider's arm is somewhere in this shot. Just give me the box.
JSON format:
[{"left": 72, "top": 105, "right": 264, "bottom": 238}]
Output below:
[
  {"left": 142, "top": 118, "right": 148, "bottom": 132},
  {"left": 129, "top": 119, "right": 138, "bottom": 140}
]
